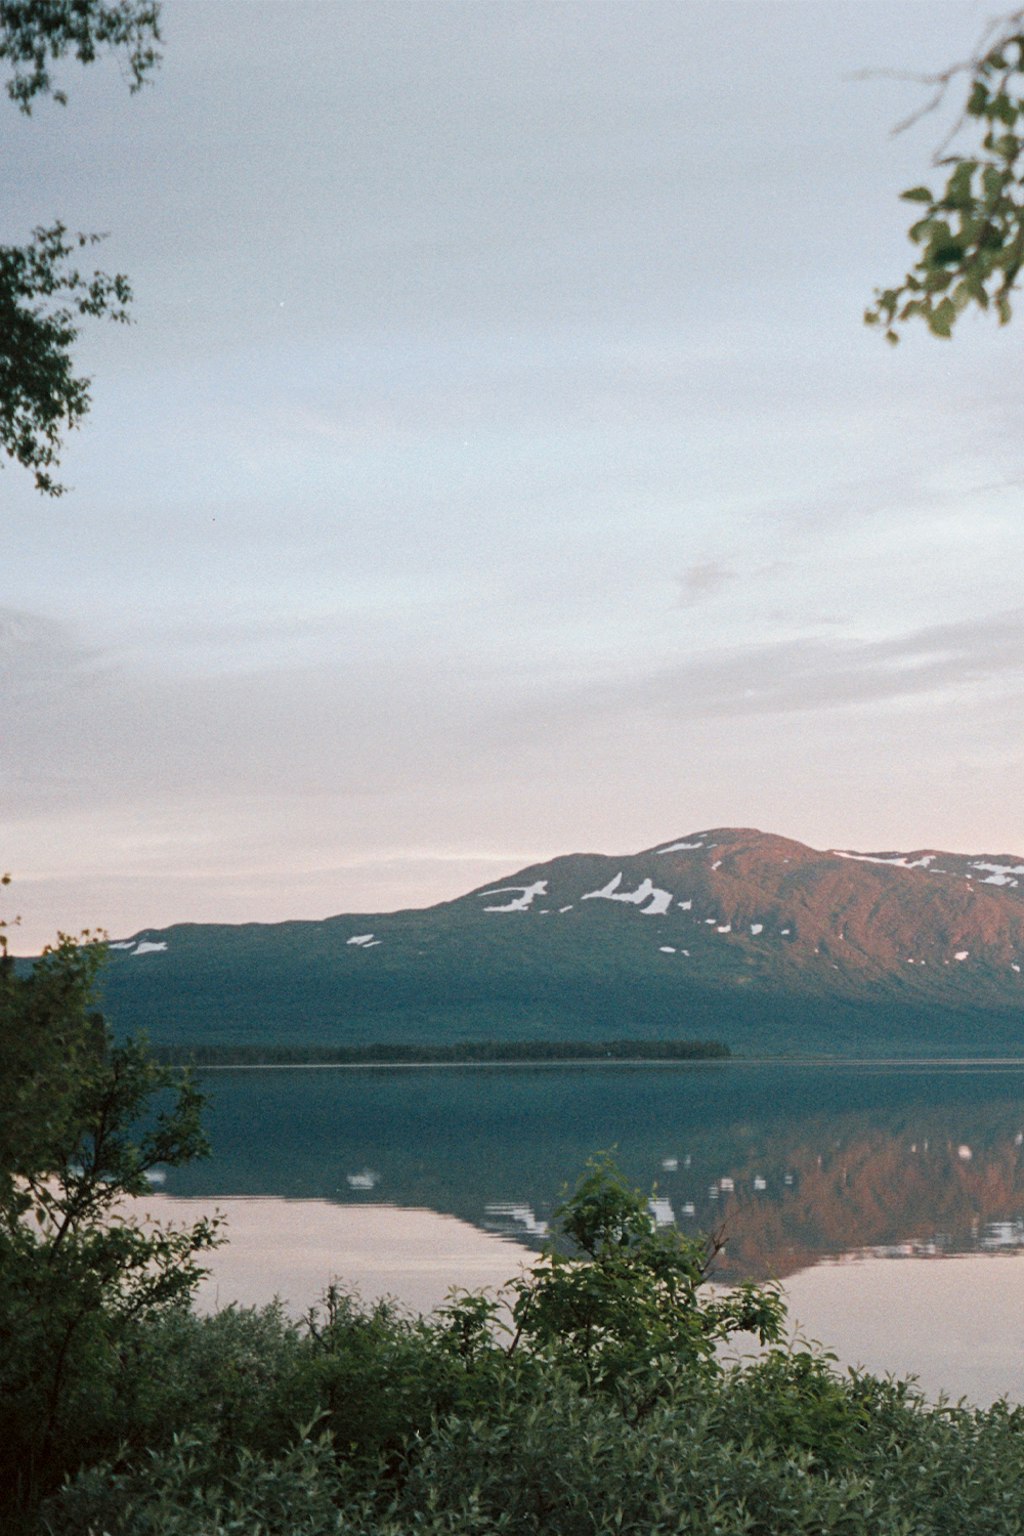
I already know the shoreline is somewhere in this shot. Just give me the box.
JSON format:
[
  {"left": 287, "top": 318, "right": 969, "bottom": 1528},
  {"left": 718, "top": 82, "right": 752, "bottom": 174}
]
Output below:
[{"left": 169, "top": 1055, "right": 1024, "bottom": 1071}]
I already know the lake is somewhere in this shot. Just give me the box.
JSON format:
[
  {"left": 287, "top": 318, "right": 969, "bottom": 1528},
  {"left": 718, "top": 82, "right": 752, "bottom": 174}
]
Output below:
[{"left": 144, "top": 1060, "right": 1024, "bottom": 1405}]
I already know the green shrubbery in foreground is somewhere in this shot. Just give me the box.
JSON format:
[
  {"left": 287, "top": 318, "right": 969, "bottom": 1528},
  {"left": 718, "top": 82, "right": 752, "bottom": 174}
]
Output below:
[
  {"left": 24, "top": 1261, "right": 1024, "bottom": 1536},
  {"left": 7, "top": 940, "right": 1024, "bottom": 1535}
]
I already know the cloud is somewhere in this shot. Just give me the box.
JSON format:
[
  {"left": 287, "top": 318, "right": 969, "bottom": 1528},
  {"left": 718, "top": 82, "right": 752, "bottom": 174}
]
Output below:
[
  {"left": 675, "top": 562, "right": 737, "bottom": 606},
  {"left": 8, "top": 605, "right": 1024, "bottom": 833},
  {"left": 633, "top": 610, "right": 1024, "bottom": 720}
]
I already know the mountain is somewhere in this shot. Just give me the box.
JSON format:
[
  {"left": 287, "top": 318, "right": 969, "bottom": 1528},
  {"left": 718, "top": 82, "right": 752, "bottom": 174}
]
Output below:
[{"left": 97, "top": 827, "right": 1024, "bottom": 1057}]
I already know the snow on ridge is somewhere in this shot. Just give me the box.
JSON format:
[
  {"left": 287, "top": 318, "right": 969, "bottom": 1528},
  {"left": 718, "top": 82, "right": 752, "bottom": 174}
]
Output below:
[
  {"left": 133, "top": 940, "right": 167, "bottom": 956},
  {"left": 831, "top": 850, "right": 936, "bottom": 871},
  {"left": 480, "top": 879, "right": 548, "bottom": 913},
  {"left": 654, "top": 839, "right": 705, "bottom": 855},
  {"left": 833, "top": 850, "right": 1024, "bottom": 888},
  {"left": 971, "top": 861, "right": 1024, "bottom": 887},
  {"left": 581, "top": 872, "right": 673, "bottom": 916},
  {"left": 347, "top": 933, "right": 382, "bottom": 948}
]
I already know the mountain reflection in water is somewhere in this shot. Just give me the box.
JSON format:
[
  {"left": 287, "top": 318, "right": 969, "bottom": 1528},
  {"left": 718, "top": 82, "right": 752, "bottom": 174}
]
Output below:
[
  {"left": 670, "top": 1110, "right": 1024, "bottom": 1279},
  {"left": 161, "top": 1061, "right": 1024, "bottom": 1282}
]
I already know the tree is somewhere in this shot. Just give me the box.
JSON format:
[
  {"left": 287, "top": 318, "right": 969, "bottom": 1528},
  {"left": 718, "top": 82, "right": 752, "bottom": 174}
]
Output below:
[
  {"left": 0, "top": 930, "right": 221, "bottom": 1516},
  {"left": 0, "top": 1, "right": 162, "bottom": 494},
  {"left": 506, "top": 1154, "right": 784, "bottom": 1406},
  {"left": 867, "top": 11, "right": 1024, "bottom": 341}
]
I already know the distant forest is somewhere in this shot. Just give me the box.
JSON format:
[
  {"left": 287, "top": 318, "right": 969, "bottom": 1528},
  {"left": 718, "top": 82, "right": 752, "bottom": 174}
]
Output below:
[{"left": 152, "top": 1038, "right": 732, "bottom": 1067}]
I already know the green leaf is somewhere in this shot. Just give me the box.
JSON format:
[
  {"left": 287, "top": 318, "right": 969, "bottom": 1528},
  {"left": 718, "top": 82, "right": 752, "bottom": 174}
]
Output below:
[
  {"left": 993, "top": 93, "right": 1020, "bottom": 126},
  {"left": 944, "top": 161, "right": 977, "bottom": 208},
  {"left": 900, "top": 186, "right": 934, "bottom": 204},
  {"left": 981, "top": 165, "right": 1009, "bottom": 201},
  {"left": 928, "top": 297, "right": 956, "bottom": 337},
  {"left": 968, "top": 82, "right": 990, "bottom": 117}
]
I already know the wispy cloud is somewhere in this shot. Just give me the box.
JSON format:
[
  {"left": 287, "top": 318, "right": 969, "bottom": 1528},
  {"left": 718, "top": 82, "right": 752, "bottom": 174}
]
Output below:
[{"left": 634, "top": 611, "right": 1024, "bottom": 719}]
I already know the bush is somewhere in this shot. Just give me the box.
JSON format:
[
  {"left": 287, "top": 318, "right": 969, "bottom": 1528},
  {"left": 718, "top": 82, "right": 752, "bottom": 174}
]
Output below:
[
  {"left": 507, "top": 1153, "right": 784, "bottom": 1406},
  {"left": 0, "top": 937, "right": 219, "bottom": 1516},
  {"left": 22, "top": 1144, "right": 1024, "bottom": 1536},
  {"left": 47, "top": 1352, "right": 1024, "bottom": 1536},
  {"left": 49, "top": 1432, "right": 358, "bottom": 1536}
]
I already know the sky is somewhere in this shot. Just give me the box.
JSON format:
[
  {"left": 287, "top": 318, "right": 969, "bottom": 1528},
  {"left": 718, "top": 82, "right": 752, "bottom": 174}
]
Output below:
[{"left": 5, "top": 0, "right": 1024, "bottom": 953}]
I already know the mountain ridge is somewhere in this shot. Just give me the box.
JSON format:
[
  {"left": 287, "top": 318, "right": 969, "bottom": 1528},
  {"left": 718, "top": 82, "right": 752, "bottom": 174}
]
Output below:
[{"left": 96, "top": 827, "right": 1024, "bottom": 1058}]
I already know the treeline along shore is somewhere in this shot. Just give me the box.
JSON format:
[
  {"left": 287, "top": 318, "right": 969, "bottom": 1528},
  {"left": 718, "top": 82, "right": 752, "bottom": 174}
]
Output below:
[{"left": 151, "top": 1038, "right": 732, "bottom": 1067}]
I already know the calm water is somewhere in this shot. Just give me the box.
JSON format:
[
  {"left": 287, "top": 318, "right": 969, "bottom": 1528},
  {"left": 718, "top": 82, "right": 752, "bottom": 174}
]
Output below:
[{"left": 164, "top": 1060, "right": 1024, "bottom": 1281}]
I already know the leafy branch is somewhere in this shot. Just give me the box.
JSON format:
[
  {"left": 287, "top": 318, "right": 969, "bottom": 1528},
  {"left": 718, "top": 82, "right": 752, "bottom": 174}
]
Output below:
[
  {"left": 0, "top": 0, "right": 161, "bottom": 113},
  {"left": 867, "top": 13, "right": 1024, "bottom": 340},
  {"left": 0, "top": 225, "right": 132, "bottom": 494},
  {"left": 0, "top": 2, "right": 162, "bottom": 495}
]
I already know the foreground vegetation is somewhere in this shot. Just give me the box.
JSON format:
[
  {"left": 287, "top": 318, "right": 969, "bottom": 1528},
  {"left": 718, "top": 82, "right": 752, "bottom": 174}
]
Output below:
[
  {"left": 7, "top": 938, "right": 1024, "bottom": 1536},
  {"left": 24, "top": 1289, "right": 1024, "bottom": 1536}
]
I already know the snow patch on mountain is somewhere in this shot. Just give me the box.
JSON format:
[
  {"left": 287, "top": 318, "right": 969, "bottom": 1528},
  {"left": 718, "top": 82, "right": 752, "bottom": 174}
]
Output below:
[
  {"left": 581, "top": 873, "right": 673, "bottom": 916},
  {"left": 971, "top": 862, "right": 1024, "bottom": 887},
  {"left": 480, "top": 880, "right": 548, "bottom": 913},
  {"left": 655, "top": 839, "right": 705, "bottom": 854},
  {"left": 832, "top": 851, "right": 937, "bottom": 871}
]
